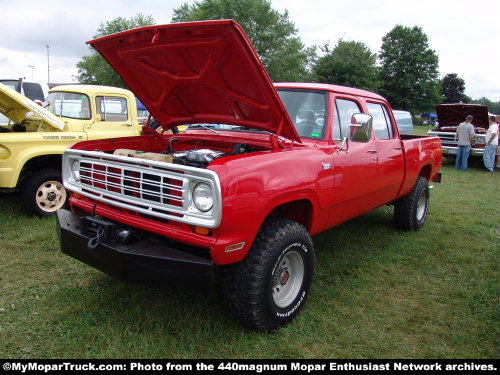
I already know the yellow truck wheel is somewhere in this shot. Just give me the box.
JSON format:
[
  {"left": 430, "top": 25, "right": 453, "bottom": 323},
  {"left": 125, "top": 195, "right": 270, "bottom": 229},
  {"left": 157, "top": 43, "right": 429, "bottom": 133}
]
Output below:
[{"left": 21, "top": 169, "right": 68, "bottom": 217}]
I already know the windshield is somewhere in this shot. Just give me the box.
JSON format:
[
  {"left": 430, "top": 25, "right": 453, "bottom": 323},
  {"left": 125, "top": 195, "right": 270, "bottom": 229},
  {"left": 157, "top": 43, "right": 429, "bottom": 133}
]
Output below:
[
  {"left": 0, "top": 80, "right": 20, "bottom": 92},
  {"left": 277, "top": 89, "right": 327, "bottom": 140},
  {"left": 184, "top": 90, "right": 328, "bottom": 140},
  {"left": 45, "top": 91, "right": 91, "bottom": 120}
]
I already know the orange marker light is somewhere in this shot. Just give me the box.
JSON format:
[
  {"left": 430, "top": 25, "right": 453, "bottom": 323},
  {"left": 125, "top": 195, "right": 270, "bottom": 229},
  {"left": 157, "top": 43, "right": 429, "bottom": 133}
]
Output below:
[
  {"left": 72, "top": 193, "right": 82, "bottom": 199},
  {"left": 194, "top": 226, "right": 211, "bottom": 236}
]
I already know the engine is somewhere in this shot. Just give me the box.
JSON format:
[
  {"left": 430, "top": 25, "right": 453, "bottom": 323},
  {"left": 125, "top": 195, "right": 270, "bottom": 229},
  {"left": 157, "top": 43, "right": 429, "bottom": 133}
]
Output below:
[
  {"left": 113, "top": 142, "right": 254, "bottom": 168},
  {"left": 173, "top": 149, "right": 225, "bottom": 167}
]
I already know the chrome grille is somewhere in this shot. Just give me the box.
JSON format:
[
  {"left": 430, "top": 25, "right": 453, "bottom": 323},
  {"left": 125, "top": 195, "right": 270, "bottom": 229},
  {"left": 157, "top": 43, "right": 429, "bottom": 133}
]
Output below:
[
  {"left": 79, "top": 161, "right": 185, "bottom": 208},
  {"left": 63, "top": 149, "right": 222, "bottom": 228},
  {"left": 428, "top": 131, "right": 457, "bottom": 145}
]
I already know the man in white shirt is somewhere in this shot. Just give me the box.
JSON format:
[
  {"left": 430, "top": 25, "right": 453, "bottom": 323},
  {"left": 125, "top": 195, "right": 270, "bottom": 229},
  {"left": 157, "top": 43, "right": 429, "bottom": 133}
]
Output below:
[
  {"left": 455, "top": 115, "right": 475, "bottom": 171},
  {"left": 483, "top": 115, "right": 499, "bottom": 172}
]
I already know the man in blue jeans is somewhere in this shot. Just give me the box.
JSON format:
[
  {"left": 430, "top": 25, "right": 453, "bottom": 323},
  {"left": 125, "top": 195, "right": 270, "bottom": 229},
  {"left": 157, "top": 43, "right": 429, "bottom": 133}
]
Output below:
[
  {"left": 455, "top": 115, "right": 475, "bottom": 170},
  {"left": 483, "top": 115, "right": 499, "bottom": 172}
]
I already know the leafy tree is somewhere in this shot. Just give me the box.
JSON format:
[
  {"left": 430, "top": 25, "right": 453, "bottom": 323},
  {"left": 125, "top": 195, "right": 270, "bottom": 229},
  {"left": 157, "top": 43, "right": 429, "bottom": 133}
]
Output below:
[
  {"left": 440, "top": 73, "right": 469, "bottom": 103},
  {"left": 313, "top": 40, "right": 378, "bottom": 91},
  {"left": 379, "top": 25, "right": 441, "bottom": 113},
  {"left": 471, "top": 97, "right": 500, "bottom": 114},
  {"left": 76, "top": 14, "right": 155, "bottom": 87},
  {"left": 172, "top": 0, "right": 314, "bottom": 81}
]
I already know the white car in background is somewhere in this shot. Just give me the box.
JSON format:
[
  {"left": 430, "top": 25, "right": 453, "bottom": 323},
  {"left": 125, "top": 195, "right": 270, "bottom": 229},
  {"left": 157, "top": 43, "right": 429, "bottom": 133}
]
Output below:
[
  {"left": 393, "top": 110, "right": 414, "bottom": 135},
  {"left": 0, "top": 79, "right": 49, "bottom": 126}
]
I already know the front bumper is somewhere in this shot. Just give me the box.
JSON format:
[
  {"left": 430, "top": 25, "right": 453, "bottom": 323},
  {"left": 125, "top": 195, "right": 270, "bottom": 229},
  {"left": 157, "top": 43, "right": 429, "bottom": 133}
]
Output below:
[
  {"left": 442, "top": 146, "right": 485, "bottom": 156},
  {"left": 57, "top": 209, "right": 214, "bottom": 288}
]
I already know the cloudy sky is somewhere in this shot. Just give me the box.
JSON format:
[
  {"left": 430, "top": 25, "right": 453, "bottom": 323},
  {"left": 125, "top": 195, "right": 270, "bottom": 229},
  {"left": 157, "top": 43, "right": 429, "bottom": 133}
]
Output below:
[{"left": 0, "top": 0, "right": 498, "bottom": 100}]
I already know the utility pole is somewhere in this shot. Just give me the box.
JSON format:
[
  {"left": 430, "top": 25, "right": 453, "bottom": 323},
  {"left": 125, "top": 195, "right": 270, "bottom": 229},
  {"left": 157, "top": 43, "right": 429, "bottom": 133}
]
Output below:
[
  {"left": 46, "top": 45, "right": 50, "bottom": 84},
  {"left": 28, "top": 65, "right": 35, "bottom": 80}
]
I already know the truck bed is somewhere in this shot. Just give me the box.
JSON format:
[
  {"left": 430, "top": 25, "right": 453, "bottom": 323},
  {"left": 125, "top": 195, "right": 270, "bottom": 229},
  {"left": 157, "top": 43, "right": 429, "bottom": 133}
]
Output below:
[{"left": 399, "top": 134, "right": 442, "bottom": 196}]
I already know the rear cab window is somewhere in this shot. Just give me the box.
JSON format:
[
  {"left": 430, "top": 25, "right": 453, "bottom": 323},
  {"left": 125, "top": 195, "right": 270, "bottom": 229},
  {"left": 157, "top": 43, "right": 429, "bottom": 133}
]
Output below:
[{"left": 366, "top": 102, "right": 395, "bottom": 140}]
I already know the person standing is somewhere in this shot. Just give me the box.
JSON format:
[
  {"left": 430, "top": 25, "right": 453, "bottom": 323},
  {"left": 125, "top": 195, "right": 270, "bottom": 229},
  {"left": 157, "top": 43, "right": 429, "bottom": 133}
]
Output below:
[
  {"left": 455, "top": 115, "right": 476, "bottom": 171},
  {"left": 483, "top": 115, "right": 498, "bottom": 172},
  {"left": 496, "top": 115, "right": 500, "bottom": 170}
]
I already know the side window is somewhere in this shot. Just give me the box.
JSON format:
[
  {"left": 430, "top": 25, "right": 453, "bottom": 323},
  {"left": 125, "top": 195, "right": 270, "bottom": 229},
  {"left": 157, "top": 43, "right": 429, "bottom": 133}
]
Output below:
[
  {"left": 382, "top": 106, "right": 394, "bottom": 138},
  {"left": 334, "top": 98, "right": 362, "bottom": 140},
  {"left": 367, "top": 102, "right": 393, "bottom": 140},
  {"left": 95, "top": 96, "right": 128, "bottom": 122},
  {"left": 23, "top": 82, "right": 45, "bottom": 101}
]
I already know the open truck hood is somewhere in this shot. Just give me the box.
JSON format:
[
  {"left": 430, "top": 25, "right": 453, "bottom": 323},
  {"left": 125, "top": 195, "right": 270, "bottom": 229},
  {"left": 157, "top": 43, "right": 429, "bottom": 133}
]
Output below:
[
  {"left": 0, "top": 83, "right": 64, "bottom": 130},
  {"left": 88, "top": 20, "right": 300, "bottom": 142},
  {"left": 435, "top": 103, "right": 489, "bottom": 130}
]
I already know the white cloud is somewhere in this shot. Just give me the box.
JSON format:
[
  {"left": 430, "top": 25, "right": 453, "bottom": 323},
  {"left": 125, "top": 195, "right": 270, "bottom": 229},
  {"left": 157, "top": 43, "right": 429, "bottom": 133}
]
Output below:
[
  {"left": 0, "top": 0, "right": 498, "bottom": 99},
  {"left": 275, "top": 0, "right": 500, "bottom": 100}
]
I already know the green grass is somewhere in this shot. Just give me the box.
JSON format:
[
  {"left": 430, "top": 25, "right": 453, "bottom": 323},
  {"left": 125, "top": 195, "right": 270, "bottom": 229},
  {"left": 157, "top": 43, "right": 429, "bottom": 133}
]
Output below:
[
  {"left": 0, "top": 161, "right": 498, "bottom": 359},
  {"left": 413, "top": 125, "right": 434, "bottom": 135}
]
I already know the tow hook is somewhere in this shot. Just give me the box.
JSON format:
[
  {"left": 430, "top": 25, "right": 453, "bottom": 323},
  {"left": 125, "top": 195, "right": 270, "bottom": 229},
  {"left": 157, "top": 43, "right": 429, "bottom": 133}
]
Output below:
[{"left": 87, "top": 227, "right": 104, "bottom": 250}]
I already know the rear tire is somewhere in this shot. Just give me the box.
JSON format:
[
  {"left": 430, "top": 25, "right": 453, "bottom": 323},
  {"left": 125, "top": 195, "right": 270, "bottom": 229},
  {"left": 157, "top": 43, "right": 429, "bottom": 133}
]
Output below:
[
  {"left": 394, "top": 176, "right": 429, "bottom": 231},
  {"left": 224, "top": 218, "right": 315, "bottom": 332},
  {"left": 21, "top": 169, "right": 68, "bottom": 217}
]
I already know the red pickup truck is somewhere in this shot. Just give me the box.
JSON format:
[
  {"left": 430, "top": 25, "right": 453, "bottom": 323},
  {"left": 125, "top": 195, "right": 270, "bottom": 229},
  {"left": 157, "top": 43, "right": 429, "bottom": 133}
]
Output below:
[{"left": 57, "top": 20, "right": 442, "bottom": 332}]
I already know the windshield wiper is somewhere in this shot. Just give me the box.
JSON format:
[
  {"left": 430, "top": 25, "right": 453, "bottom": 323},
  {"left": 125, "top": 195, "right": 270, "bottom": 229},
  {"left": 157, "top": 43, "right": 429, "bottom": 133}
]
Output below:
[
  {"left": 187, "top": 124, "right": 220, "bottom": 135},
  {"left": 228, "top": 126, "right": 274, "bottom": 135}
]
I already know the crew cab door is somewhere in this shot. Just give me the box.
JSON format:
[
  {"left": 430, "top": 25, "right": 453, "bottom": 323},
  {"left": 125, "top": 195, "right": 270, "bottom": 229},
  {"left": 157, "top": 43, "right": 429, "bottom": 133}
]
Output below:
[
  {"left": 86, "top": 95, "right": 137, "bottom": 140},
  {"left": 366, "top": 101, "right": 405, "bottom": 202},
  {"left": 328, "top": 97, "right": 380, "bottom": 226}
]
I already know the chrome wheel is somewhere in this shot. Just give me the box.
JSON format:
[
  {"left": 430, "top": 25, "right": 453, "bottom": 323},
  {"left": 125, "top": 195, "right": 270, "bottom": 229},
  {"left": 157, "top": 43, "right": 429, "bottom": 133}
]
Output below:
[
  {"left": 416, "top": 190, "right": 427, "bottom": 221},
  {"left": 35, "top": 180, "right": 66, "bottom": 213},
  {"left": 272, "top": 251, "right": 304, "bottom": 308}
]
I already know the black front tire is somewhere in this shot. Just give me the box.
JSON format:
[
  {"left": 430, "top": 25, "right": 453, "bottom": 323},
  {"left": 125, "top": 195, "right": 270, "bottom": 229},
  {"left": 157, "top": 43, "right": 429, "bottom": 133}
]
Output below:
[
  {"left": 224, "top": 218, "right": 315, "bottom": 332},
  {"left": 21, "top": 169, "right": 68, "bottom": 217},
  {"left": 394, "top": 176, "right": 430, "bottom": 231}
]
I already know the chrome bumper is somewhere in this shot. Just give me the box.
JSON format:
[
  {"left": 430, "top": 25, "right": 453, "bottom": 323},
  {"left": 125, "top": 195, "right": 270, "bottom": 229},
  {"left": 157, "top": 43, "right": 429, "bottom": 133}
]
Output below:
[{"left": 442, "top": 146, "right": 485, "bottom": 156}]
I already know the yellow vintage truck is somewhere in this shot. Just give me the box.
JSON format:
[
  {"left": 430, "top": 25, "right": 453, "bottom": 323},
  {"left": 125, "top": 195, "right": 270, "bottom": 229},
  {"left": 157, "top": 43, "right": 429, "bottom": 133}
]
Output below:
[{"left": 0, "top": 84, "right": 142, "bottom": 216}]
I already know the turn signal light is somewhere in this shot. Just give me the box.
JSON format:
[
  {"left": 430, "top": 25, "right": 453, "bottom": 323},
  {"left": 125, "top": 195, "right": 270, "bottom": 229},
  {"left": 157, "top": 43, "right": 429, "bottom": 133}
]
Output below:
[
  {"left": 72, "top": 192, "right": 82, "bottom": 199},
  {"left": 194, "top": 226, "right": 211, "bottom": 236}
]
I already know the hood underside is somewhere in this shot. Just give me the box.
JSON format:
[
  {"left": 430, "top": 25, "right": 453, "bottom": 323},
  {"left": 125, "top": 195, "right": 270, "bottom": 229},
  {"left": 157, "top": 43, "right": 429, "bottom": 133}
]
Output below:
[
  {"left": 0, "top": 83, "right": 64, "bottom": 130},
  {"left": 435, "top": 103, "right": 489, "bottom": 129},
  {"left": 88, "top": 20, "right": 301, "bottom": 142}
]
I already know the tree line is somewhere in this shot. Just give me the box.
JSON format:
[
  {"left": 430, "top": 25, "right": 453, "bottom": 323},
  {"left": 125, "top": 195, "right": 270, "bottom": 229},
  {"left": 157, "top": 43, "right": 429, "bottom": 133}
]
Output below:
[{"left": 76, "top": 0, "right": 496, "bottom": 115}]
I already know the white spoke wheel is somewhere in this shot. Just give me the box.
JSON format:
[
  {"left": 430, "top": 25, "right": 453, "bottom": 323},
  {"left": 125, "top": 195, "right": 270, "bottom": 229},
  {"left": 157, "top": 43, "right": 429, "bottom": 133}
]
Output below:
[
  {"left": 272, "top": 251, "right": 305, "bottom": 308},
  {"left": 21, "top": 169, "right": 68, "bottom": 217},
  {"left": 35, "top": 180, "right": 66, "bottom": 212},
  {"left": 416, "top": 190, "right": 427, "bottom": 221}
]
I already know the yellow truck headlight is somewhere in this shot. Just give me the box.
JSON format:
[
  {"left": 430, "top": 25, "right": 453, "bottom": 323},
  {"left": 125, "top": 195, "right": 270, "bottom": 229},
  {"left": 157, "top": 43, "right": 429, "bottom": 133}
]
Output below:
[{"left": 0, "top": 145, "right": 11, "bottom": 160}]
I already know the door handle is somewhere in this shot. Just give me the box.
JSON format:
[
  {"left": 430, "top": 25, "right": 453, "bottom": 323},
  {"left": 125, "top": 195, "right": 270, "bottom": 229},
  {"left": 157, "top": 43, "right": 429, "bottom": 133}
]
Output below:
[
  {"left": 123, "top": 122, "right": 133, "bottom": 127},
  {"left": 393, "top": 146, "right": 403, "bottom": 150},
  {"left": 367, "top": 150, "right": 378, "bottom": 154}
]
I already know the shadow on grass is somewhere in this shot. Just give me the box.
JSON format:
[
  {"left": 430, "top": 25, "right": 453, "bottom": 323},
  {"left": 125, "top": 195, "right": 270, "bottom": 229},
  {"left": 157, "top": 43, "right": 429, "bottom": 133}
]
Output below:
[{"left": 45, "top": 207, "right": 399, "bottom": 339}]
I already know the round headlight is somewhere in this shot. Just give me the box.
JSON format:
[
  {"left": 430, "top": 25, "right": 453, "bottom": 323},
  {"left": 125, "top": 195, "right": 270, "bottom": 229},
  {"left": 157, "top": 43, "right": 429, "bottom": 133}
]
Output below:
[
  {"left": 71, "top": 160, "right": 80, "bottom": 181},
  {"left": 193, "top": 183, "right": 213, "bottom": 212}
]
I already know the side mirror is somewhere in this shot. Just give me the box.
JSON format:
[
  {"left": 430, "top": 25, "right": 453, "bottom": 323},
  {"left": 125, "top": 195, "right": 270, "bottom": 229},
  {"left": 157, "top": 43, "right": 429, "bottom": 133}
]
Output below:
[
  {"left": 95, "top": 113, "right": 103, "bottom": 122},
  {"left": 348, "top": 113, "right": 373, "bottom": 143}
]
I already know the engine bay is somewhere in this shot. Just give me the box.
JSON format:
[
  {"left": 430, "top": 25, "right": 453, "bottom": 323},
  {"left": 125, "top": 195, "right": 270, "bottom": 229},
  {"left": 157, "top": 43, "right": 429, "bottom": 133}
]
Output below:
[{"left": 112, "top": 138, "right": 259, "bottom": 168}]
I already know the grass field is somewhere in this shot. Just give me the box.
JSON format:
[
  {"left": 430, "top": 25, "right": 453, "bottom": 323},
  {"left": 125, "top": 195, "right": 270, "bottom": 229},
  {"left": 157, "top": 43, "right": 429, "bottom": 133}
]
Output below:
[{"left": 0, "top": 155, "right": 498, "bottom": 358}]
